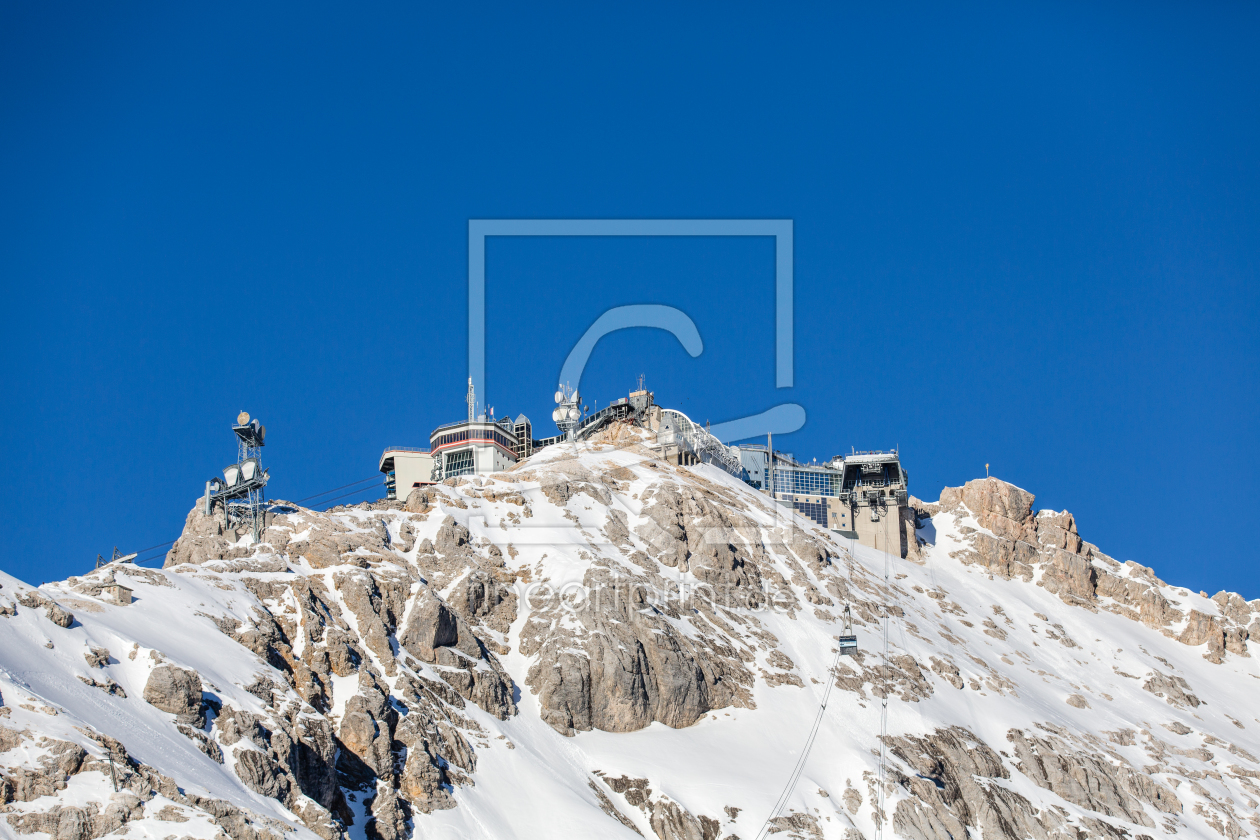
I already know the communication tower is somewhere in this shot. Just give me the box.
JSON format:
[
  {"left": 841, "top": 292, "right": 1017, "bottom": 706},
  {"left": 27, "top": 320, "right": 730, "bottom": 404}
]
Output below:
[
  {"left": 203, "top": 411, "right": 270, "bottom": 540},
  {"left": 551, "top": 383, "right": 583, "bottom": 439}
]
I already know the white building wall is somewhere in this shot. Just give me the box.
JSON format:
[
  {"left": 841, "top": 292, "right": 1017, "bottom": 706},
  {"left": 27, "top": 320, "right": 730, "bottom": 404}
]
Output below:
[{"left": 391, "top": 452, "right": 435, "bottom": 498}]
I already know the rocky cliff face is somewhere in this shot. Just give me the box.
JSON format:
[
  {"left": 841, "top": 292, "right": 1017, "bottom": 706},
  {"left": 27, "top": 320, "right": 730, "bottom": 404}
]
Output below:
[
  {"left": 2, "top": 428, "right": 1258, "bottom": 840},
  {"left": 919, "top": 477, "right": 1257, "bottom": 664}
]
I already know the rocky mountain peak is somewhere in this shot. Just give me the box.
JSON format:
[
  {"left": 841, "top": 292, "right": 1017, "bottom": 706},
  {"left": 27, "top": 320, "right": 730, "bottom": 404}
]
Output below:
[{"left": 3, "top": 436, "right": 1258, "bottom": 840}]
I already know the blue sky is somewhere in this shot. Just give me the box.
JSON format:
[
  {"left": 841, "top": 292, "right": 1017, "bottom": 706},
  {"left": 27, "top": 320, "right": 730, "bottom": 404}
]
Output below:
[{"left": 2, "top": 3, "right": 1257, "bottom": 598}]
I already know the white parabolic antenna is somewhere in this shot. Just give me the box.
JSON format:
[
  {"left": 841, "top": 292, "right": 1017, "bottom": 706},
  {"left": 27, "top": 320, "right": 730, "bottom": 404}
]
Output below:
[
  {"left": 237, "top": 411, "right": 250, "bottom": 425},
  {"left": 552, "top": 408, "right": 563, "bottom": 422},
  {"left": 554, "top": 390, "right": 564, "bottom": 404},
  {"left": 568, "top": 407, "right": 581, "bottom": 421}
]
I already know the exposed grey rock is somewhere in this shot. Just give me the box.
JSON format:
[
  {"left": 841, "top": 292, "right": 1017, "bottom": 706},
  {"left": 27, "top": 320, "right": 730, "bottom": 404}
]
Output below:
[
  {"left": 1142, "top": 670, "right": 1201, "bottom": 709},
  {"left": 7, "top": 805, "right": 93, "bottom": 840},
  {"left": 405, "top": 486, "right": 435, "bottom": 513},
  {"left": 398, "top": 590, "right": 460, "bottom": 662},
  {"left": 1006, "top": 728, "right": 1181, "bottom": 826},
  {"left": 14, "top": 591, "right": 75, "bottom": 627},
  {"left": 649, "top": 797, "right": 716, "bottom": 840},
  {"left": 366, "top": 785, "right": 410, "bottom": 840},
  {"left": 589, "top": 779, "right": 643, "bottom": 835},
  {"left": 142, "top": 664, "right": 204, "bottom": 725},
  {"left": 937, "top": 476, "right": 1250, "bottom": 660},
  {"left": 886, "top": 726, "right": 1050, "bottom": 840},
  {"left": 234, "top": 748, "right": 287, "bottom": 799},
  {"left": 767, "top": 811, "right": 823, "bottom": 839}
]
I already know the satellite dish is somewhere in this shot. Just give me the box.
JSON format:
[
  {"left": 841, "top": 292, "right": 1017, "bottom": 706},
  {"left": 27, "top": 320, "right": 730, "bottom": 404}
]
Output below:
[
  {"left": 554, "top": 391, "right": 564, "bottom": 404},
  {"left": 259, "top": 425, "right": 266, "bottom": 441},
  {"left": 552, "top": 408, "right": 563, "bottom": 422},
  {"left": 568, "top": 407, "right": 581, "bottom": 421},
  {"left": 237, "top": 411, "right": 250, "bottom": 425}
]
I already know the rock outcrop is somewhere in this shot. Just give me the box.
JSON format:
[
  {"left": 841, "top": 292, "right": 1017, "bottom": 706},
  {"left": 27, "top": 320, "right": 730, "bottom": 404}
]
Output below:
[
  {"left": 142, "top": 665, "right": 204, "bottom": 725},
  {"left": 936, "top": 477, "right": 1256, "bottom": 661}
]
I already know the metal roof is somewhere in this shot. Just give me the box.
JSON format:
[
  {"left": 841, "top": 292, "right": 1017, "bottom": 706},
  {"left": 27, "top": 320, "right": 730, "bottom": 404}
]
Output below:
[{"left": 844, "top": 452, "right": 900, "bottom": 464}]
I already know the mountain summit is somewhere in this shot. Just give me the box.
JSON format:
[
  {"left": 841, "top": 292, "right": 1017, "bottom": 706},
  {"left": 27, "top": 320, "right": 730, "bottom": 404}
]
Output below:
[{"left": 2, "top": 427, "right": 1258, "bottom": 840}]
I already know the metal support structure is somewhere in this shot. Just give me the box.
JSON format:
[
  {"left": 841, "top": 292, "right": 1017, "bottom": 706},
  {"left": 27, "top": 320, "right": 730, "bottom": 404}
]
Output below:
[
  {"left": 95, "top": 547, "right": 136, "bottom": 570},
  {"left": 660, "top": 408, "right": 744, "bottom": 476},
  {"left": 552, "top": 383, "right": 582, "bottom": 440},
  {"left": 205, "top": 412, "right": 270, "bottom": 541}
]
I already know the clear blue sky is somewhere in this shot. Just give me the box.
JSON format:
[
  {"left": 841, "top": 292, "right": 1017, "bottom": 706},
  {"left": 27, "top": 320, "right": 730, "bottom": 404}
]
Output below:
[{"left": 2, "top": 3, "right": 1257, "bottom": 598}]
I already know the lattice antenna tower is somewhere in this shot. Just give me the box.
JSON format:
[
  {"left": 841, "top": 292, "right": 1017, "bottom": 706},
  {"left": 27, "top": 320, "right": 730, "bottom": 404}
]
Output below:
[
  {"left": 204, "top": 411, "right": 270, "bottom": 541},
  {"left": 234, "top": 411, "right": 268, "bottom": 539},
  {"left": 552, "top": 383, "right": 582, "bottom": 439}
]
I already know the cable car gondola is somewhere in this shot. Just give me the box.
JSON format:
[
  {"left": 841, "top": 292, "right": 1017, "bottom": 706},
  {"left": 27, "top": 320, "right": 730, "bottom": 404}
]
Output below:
[{"left": 838, "top": 603, "right": 858, "bottom": 656}]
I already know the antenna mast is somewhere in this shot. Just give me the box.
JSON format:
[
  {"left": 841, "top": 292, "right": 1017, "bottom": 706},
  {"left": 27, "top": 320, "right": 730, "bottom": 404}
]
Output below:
[
  {"left": 203, "top": 411, "right": 270, "bottom": 541},
  {"left": 552, "top": 383, "right": 582, "bottom": 440}
]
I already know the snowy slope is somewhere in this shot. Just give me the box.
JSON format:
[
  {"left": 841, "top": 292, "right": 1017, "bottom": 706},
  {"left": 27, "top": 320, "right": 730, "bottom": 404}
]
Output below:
[{"left": 3, "top": 427, "right": 1259, "bottom": 840}]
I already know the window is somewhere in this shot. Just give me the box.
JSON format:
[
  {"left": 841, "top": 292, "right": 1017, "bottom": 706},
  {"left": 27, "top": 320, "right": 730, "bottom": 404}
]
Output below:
[
  {"left": 773, "top": 468, "right": 839, "bottom": 497},
  {"left": 445, "top": 449, "right": 474, "bottom": 477},
  {"left": 792, "top": 499, "right": 828, "bottom": 527}
]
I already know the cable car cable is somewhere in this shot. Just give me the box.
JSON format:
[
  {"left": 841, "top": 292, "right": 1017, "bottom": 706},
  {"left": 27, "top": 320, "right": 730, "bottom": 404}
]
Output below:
[
  {"left": 293, "top": 476, "right": 381, "bottom": 504},
  {"left": 316, "top": 484, "right": 386, "bottom": 509},
  {"left": 753, "top": 642, "right": 844, "bottom": 840}
]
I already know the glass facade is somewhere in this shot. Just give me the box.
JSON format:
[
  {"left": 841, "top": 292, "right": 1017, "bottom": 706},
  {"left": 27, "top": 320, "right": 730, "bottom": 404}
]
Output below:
[
  {"left": 792, "top": 498, "right": 829, "bottom": 527},
  {"left": 841, "top": 462, "right": 904, "bottom": 490},
  {"left": 513, "top": 419, "right": 533, "bottom": 459},
  {"left": 444, "top": 449, "right": 475, "bottom": 477},
  {"left": 432, "top": 427, "right": 516, "bottom": 453},
  {"left": 773, "top": 467, "right": 840, "bottom": 497}
]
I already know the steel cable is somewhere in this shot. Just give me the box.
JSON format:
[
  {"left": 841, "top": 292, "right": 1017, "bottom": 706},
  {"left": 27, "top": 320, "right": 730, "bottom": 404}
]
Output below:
[{"left": 754, "top": 642, "right": 844, "bottom": 840}]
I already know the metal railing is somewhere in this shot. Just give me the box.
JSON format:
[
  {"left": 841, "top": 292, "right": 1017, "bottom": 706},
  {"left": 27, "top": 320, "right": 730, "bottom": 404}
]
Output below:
[{"left": 381, "top": 446, "right": 431, "bottom": 455}]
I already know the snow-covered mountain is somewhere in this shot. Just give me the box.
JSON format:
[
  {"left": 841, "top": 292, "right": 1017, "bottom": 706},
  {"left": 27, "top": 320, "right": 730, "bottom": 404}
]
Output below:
[{"left": 3, "top": 424, "right": 1258, "bottom": 840}]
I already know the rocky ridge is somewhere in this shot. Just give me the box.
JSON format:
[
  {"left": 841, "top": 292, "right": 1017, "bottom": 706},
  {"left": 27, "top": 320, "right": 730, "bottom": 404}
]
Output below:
[
  {"left": 918, "top": 478, "right": 1258, "bottom": 664},
  {"left": 2, "top": 427, "right": 1258, "bottom": 840}
]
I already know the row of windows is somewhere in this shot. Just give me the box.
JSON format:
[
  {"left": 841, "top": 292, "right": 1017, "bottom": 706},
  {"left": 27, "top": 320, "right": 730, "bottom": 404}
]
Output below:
[
  {"left": 842, "top": 465, "right": 903, "bottom": 489},
  {"left": 843, "top": 476, "right": 900, "bottom": 489},
  {"left": 773, "top": 468, "right": 840, "bottom": 497},
  {"left": 792, "top": 499, "right": 829, "bottom": 527},
  {"left": 432, "top": 428, "right": 517, "bottom": 453},
  {"left": 444, "top": 449, "right": 475, "bottom": 477}
]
